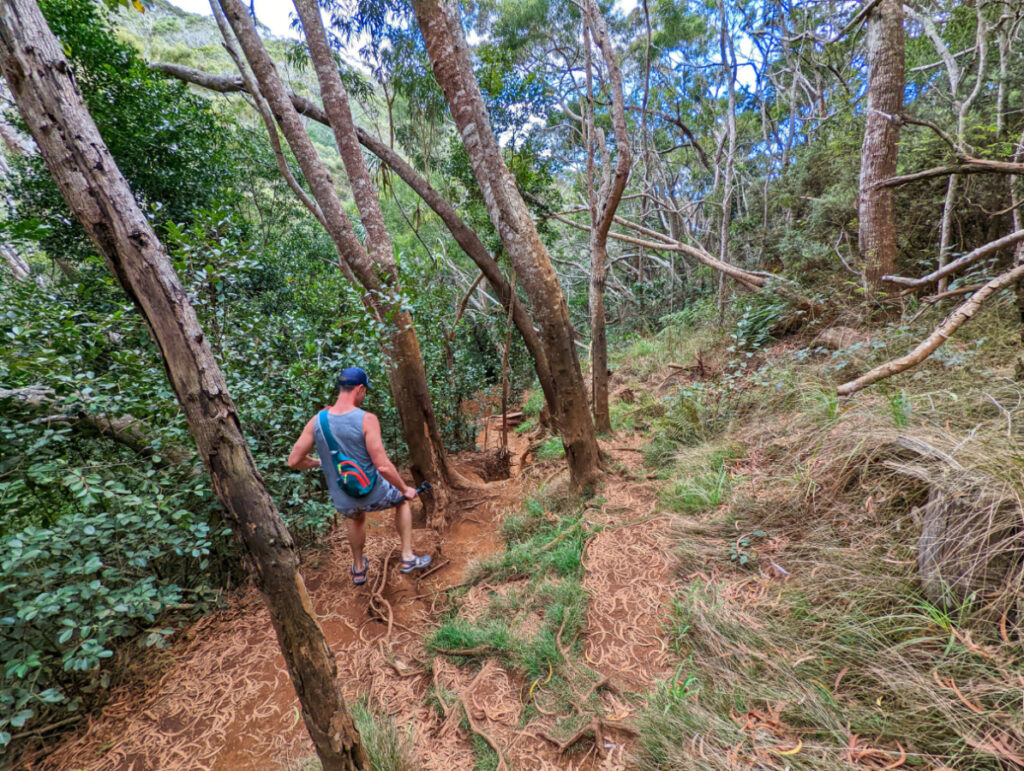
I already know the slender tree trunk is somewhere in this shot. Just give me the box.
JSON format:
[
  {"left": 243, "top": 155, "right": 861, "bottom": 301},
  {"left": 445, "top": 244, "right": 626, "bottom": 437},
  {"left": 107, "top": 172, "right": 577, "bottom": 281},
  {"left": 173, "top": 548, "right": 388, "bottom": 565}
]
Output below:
[
  {"left": 291, "top": 0, "right": 457, "bottom": 520},
  {"left": 717, "top": 0, "right": 737, "bottom": 324},
  {"left": 0, "top": 114, "right": 33, "bottom": 281},
  {"left": 148, "top": 61, "right": 556, "bottom": 416},
  {"left": 582, "top": 0, "right": 630, "bottom": 434},
  {"left": 411, "top": 0, "right": 602, "bottom": 491},
  {"left": 857, "top": 0, "right": 904, "bottom": 298},
  {"left": 936, "top": 172, "right": 960, "bottom": 291},
  {"left": 217, "top": 0, "right": 458, "bottom": 521},
  {"left": 1012, "top": 124, "right": 1024, "bottom": 373},
  {"left": 0, "top": 2, "right": 367, "bottom": 767}
]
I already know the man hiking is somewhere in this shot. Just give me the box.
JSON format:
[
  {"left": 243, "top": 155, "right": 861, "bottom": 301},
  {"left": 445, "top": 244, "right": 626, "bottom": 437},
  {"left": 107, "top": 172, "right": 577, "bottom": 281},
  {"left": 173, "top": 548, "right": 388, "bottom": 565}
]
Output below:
[{"left": 288, "top": 367, "right": 431, "bottom": 585}]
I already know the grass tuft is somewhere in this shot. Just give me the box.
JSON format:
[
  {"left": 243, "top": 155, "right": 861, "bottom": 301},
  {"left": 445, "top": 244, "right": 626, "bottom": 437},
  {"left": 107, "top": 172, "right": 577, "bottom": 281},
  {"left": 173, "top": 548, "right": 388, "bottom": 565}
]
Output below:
[{"left": 632, "top": 297, "right": 1024, "bottom": 769}]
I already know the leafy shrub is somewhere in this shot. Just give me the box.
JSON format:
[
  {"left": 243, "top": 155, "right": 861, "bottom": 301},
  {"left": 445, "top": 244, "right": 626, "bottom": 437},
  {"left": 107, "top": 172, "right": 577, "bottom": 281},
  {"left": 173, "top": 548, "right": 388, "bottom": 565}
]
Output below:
[
  {"left": 729, "top": 291, "right": 794, "bottom": 352},
  {"left": 0, "top": 507, "right": 220, "bottom": 748}
]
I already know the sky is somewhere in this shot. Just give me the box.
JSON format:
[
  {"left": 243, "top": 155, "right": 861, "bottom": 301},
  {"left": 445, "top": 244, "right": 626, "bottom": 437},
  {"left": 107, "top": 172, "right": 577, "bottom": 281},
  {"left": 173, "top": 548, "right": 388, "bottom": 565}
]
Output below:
[
  {"left": 166, "top": 0, "right": 642, "bottom": 40},
  {"left": 167, "top": 0, "right": 299, "bottom": 38}
]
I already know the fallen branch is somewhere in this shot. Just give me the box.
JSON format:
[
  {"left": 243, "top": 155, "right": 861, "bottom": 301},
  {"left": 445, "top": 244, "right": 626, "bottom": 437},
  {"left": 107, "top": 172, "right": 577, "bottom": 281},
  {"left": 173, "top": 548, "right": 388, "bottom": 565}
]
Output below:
[
  {"left": 873, "top": 157, "right": 1024, "bottom": 189},
  {"left": 883, "top": 229, "right": 1024, "bottom": 289},
  {"left": 922, "top": 283, "right": 986, "bottom": 303},
  {"left": 543, "top": 208, "right": 766, "bottom": 291},
  {"left": 837, "top": 262, "right": 1024, "bottom": 396}
]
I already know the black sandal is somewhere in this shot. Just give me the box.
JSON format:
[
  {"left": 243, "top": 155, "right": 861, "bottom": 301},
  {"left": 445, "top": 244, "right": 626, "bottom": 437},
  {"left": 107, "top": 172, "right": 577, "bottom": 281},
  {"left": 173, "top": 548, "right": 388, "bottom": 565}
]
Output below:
[{"left": 351, "top": 556, "right": 368, "bottom": 586}]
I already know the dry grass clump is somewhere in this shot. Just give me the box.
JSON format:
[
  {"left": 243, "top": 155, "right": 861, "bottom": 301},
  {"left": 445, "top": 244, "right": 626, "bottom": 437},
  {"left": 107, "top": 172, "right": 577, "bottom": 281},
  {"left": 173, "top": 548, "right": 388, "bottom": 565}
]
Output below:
[{"left": 637, "top": 379, "right": 1024, "bottom": 769}]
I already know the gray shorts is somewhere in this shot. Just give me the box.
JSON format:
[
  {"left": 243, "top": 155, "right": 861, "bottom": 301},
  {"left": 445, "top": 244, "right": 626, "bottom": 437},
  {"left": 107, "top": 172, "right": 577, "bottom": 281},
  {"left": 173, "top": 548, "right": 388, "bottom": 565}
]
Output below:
[{"left": 334, "top": 479, "right": 406, "bottom": 519}]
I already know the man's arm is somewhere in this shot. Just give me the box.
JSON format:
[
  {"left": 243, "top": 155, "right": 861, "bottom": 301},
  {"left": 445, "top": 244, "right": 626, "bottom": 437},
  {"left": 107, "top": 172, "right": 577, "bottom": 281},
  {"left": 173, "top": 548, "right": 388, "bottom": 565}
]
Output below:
[
  {"left": 363, "top": 413, "right": 417, "bottom": 498},
  {"left": 287, "top": 417, "right": 322, "bottom": 470}
]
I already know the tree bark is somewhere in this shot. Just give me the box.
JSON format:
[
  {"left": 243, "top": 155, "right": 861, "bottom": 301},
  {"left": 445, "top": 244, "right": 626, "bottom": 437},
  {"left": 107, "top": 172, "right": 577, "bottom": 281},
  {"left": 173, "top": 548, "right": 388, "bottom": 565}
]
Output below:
[
  {"left": 857, "top": 0, "right": 904, "bottom": 297},
  {"left": 217, "top": 0, "right": 459, "bottom": 522},
  {"left": 581, "top": 0, "right": 630, "bottom": 434},
  {"left": 0, "top": 2, "right": 368, "bottom": 768},
  {"left": 411, "top": 0, "right": 602, "bottom": 491},
  {"left": 151, "top": 60, "right": 558, "bottom": 429},
  {"left": 291, "top": 0, "right": 458, "bottom": 521}
]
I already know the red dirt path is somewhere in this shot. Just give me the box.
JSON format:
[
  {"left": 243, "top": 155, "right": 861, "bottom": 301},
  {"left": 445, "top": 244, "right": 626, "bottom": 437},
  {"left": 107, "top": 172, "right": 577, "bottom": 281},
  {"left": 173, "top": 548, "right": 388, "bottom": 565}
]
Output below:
[{"left": 29, "top": 432, "right": 678, "bottom": 771}]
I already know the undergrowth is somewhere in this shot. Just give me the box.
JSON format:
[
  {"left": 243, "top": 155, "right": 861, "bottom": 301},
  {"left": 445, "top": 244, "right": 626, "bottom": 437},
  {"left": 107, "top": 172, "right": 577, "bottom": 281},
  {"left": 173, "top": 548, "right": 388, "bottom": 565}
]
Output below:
[
  {"left": 631, "top": 297, "right": 1024, "bottom": 769},
  {"left": 427, "top": 488, "right": 612, "bottom": 751},
  {"left": 293, "top": 698, "right": 418, "bottom": 771},
  {"left": 428, "top": 493, "right": 591, "bottom": 682}
]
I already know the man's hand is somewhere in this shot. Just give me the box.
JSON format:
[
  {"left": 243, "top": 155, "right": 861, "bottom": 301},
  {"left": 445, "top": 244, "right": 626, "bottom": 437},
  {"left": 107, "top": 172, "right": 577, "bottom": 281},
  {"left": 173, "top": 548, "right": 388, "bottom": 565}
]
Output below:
[
  {"left": 294, "top": 455, "right": 321, "bottom": 471},
  {"left": 403, "top": 486, "right": 418, "bottom": 500}
]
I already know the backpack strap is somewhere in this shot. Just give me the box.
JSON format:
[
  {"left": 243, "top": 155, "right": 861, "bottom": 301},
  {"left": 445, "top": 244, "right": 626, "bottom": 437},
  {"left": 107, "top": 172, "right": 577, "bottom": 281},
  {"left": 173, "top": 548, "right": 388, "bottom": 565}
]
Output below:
[{"left": 317, "top": 409, "right": 341, "bottom": 458}]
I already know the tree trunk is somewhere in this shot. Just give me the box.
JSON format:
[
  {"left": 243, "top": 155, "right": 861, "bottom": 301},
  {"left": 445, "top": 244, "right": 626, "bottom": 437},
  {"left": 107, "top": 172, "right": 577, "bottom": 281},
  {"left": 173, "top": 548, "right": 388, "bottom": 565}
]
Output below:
[
  {"left": 857, "top": 0, "right": 904, "bottom": 298},
  {"left": 412, "top": 0, "right": 602, "bottom": 491},
  {"left": 581, "top": 0, "right": 630, "bottom": 435},
  {"left": 717, "top": 0, "right": 738, "bottom": 324},
  {"left": 0, "top": 2, "right": 368, "bottom": 768},
  {"left": 217, "top": 0, "right": 458, "bottom": 521},
  {"left": 291, "top": 0, "right": 457, "bottom": 520}
]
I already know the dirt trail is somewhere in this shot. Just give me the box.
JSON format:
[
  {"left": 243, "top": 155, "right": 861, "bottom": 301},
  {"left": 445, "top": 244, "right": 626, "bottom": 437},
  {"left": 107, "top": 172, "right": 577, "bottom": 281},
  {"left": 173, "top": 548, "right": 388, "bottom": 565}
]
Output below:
[{"left": 30, "top": 430, "right": 678, "bottom": 770}]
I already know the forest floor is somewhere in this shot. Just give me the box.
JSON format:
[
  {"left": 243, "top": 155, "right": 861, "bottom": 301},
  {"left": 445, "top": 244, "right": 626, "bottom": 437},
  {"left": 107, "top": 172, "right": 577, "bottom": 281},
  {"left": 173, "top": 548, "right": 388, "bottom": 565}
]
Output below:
[
  {"left": 25, "top": 302, "right": 1024, "bottom": 770},
  {"left": 30, "top": 426, "right": 676, "bottom": 771}
]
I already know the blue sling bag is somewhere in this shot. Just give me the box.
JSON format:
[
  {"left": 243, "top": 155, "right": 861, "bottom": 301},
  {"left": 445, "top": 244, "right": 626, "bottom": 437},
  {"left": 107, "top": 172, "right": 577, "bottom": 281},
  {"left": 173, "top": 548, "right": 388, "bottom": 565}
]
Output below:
[{"left": 317, "top": 409, "right": 378, "bottom": 497}]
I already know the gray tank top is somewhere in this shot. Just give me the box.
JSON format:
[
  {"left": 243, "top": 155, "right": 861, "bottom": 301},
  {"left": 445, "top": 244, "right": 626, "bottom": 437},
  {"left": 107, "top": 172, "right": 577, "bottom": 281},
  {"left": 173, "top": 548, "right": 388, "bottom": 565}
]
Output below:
[{"left": 313, "top": 408, "right": 397, "bottom": 513}]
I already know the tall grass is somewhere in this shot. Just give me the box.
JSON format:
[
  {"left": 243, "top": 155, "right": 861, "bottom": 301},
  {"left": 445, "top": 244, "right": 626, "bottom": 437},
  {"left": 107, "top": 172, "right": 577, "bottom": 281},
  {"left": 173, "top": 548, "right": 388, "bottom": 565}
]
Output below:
[{"left": 633, "top": 298, "right": 1024, "bottom": 769}]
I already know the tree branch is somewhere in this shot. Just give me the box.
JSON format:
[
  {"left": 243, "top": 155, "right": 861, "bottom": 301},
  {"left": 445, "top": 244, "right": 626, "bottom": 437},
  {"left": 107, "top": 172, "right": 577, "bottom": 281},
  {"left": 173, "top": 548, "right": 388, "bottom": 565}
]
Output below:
[
  {"left": 838, "top": 262, "right": 1024, "bottom": 396},
  {"left": 883, "top": 229, "right": 1024, "bottom": 288},
  {"left": 0, "top": 385, "right": 190, "bottom": 464}
]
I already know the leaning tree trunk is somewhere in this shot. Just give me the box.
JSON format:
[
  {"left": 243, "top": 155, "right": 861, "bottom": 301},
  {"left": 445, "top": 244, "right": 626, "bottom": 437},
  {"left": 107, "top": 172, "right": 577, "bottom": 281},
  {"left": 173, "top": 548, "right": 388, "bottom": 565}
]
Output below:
[
  {"left": 412, "top": 0, "right": 602, "bottom": 491},
  {"left": 857, "top": 0, "right": 904, "bottom": 298},
  {"left": 0, "top": 2, "right": 368, "bottom": 768},
  {"left": 217, "top": 0, "right": 457, "bottom": 521},
  {"left": 292, "top": 0, "right": 456, "bottom": 520}
]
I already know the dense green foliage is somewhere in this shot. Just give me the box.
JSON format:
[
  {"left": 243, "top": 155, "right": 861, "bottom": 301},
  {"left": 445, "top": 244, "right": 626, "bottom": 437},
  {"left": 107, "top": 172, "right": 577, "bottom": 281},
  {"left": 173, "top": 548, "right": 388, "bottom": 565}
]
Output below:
[{"left": 0, "top": 0, "right": 531, "bottom": 752}]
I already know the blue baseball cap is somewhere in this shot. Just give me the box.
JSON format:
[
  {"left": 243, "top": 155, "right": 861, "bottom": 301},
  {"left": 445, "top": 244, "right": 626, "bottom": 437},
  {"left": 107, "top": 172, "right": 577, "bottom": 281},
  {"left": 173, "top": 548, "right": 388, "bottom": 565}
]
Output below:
[{"left": 337, "top": 367, "right": 372, "bottom": 390}]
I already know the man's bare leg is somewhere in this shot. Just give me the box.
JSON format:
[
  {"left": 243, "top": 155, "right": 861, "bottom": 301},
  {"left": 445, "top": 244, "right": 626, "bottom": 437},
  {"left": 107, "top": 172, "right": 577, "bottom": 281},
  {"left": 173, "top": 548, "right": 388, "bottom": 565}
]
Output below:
[
  {"left": 393, "top": 500, "right": 414, "bottom": 562},
  {"left": 346, "top": 512, "right": 367, "bottom": 571}
]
